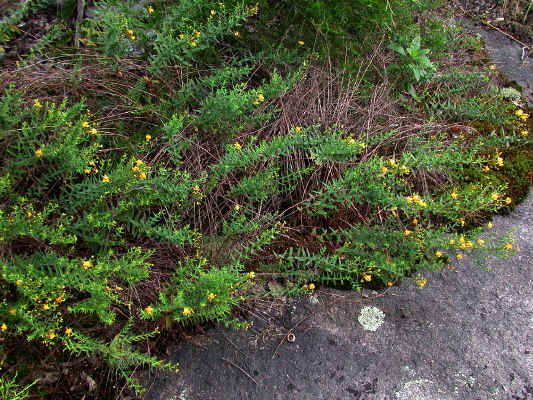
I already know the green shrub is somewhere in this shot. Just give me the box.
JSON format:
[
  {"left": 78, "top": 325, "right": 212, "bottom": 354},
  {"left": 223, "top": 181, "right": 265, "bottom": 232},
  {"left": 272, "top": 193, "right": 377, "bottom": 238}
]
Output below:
[
  {"left": 0, "top": 90, "right": 249, "bottom": 394},
  {"left": 0, "top": 0, "right": 529, "bottom": 396}
]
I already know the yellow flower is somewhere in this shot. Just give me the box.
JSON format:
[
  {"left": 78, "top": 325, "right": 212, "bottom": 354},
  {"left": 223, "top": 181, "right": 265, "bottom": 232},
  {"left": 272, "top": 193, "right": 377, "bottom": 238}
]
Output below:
[
  {"left": 102, "top": 175, "right": 110, "bottom": 183},
  {"left": 346, "top": 137, "right": 356, "bottom": 145},
  {"left": 456, "top": 253, "right": 463, "bottom": 260},
  {"left": 82, "top": 121, "right": 90, "bottom": 128},
  {"left": 135, "top": 159, "right": 143, "bottom": 167},
  {"left": 415, "top": 275, "right": 427, "bottom": 289},
  {"left": 387, "top": 281, "right": 393, "bottom": 287},
  {"left": 496, "top": 157, "right": 504, "bottom": 166},
  {"left": 358, "top": 142, "right": 367, "bottom": 149},
  {"left": 144, "top": 306, "right": 154, "bottom": 315},
  {"left": 460, "top": 218, "right": 465, "bottom": 227},
  {"left": 435, "top": 251, "right": 442, "bottom": 258},
  {"left": 451, "top": 191, "right": 458, "bottom": 200},
  {"left": 399, "top": 165, "right": 410, "bottom": 174},
  {"left": 257, "top": 93, "right": 264, "bottom": 102},
  {"left": 9, "top": 309, "right": 15, "bottom": 316},
  {"left": 33, "top": 99, "right": 42, "bottom": 108},
  {"left": 208, "top": 293, "right": 216, "bottom": 302},
  {"left": 491, "top": 192, "right": 499, "bottom": 201},
  {"left": 521, "top": 130, "right": 528, "bottom": 136},
  {"left": 233, "top": 142, "right": 242, "bottom": 150},
  {"left": 179, "top": 34, "right": 184, "bottom": 39},
  {"left": 43, "top": 304, "right": 50, "bottom": 311},
  {"left": 466, "top": 241, "right": 473, "bottom": 248},
  {"left": 192, "top": 185, "right": 200, "bottom": 192},
  {"left": 35, "top": 148, "right": 43, "bottom": 157},
  {"left": 515, "top": 109, "right": 524, "bottom": 117},
  {"left": 82, "top": 260, "right": 92, "bottom": 269},
  {"left": 88, "top": 160, "right": 96, "bottom": 167},
  {"left": 126, "top": 29, "right": 134, "bottom": 36},
  {"left": 138, "top": 172, "right": 147, "bottom": 180},
  {"left": 16, "top": 279, "right": 22, "bottom": 285},
  {"left": 521, "top": 113, "right": 529, "bottom": 121},
  {"left": 484, "top": 166, "right": 490, "bottom": 172},
  {"left": 211, "top": 9, "right": 216, "bottom": 15},
  {"left": 362, "top": 273, "right": 372, "bottom": 282},
  {"left": 93, "top": 168, "right": 99, "bottom": 174},
  {"left": 505, "top": 197, "right": 512, "bottom": 204},
  {"left": 234, "top": 31, "right": 240, "bottom": 37},
  {"left": 190, "top": 41, "right": 197, "bottom": 47},
  {"left": 487, "top": 222, "right": 493, "bottom": 229},
  {"left": 148, "top": 5, "right": 154, "bottom": 13},
  {"left": 84, "top": 168, "right": 91, "bottom": 174},
  {"left": 381, "top": 166, "right": 388, "bottom": 174},
  {"left": 294, "top": 126, "right": 302, "bottom": 133},
  {"left": 489, "top": 64, "right": 496, "bottom": 70},
  {"left": 1, "top": 323, "right": 6, "bottom": 332},
  {"left": 183, "top": 307, "right": 193, "bottom": 316},
  {"left": 298, "top": 40, "right": 304, "bottom": 46},
  {"left": 404, "top": 230, "right": 413, "bottom": 236},
  {"left": 48, "top": 330, "right": 55, "bottom": 340},
  {"left": 449, "top": 239, "right": 455, "bottom": 245},
  {"left": 89, "top": 128, "right": 97, "bottom": 135},
  {"left": 308, "top": 283, "right": 315, "bottom": 290},
  {"left": 145, "top": 134, "right": 152, "bottom": 142},
  {"left": 234, "top": 204, "right": 240, "bottom": 211},
  {"left": 477, "top": 239, "right": 485, "bottom": 246},
  {"left": 132, "top": 166, "right": 139, "bottom": 174},
  {"left": 248, "top": 271, "right": 255, "bottom": 279},
  {"left": 65, "top": 328, "right": 72, "bottom": 336},
  {"left": 412, "top": 218, "right": 418, "bottom": 225},
  {"left": 459, "top": 236, "right": 465, "bottom": 244},
  {"left": 505, "top": 243, "right": 513, "bottom": 250}
]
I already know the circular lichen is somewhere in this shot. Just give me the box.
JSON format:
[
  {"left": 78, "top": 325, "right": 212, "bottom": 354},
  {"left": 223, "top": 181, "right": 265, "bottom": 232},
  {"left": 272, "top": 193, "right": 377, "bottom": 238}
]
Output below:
[{"left": 358, "top": 306, "right": 385, "bottom": 331}]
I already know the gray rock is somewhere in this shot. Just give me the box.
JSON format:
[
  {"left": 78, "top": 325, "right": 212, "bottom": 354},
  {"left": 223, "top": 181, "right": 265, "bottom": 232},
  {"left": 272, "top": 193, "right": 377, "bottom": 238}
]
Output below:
[{"left": 470, "top": 22, "right": 533, "bottom": 107}]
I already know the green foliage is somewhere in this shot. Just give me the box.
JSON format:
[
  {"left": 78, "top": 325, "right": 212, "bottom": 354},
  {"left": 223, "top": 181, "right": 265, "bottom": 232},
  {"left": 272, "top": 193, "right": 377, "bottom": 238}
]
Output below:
[
  {"left": 152, "top": 257, "right": 249, "bottom": 329},
  {"left": 388, "top": 35, "right": 437, "bottom": 97},
  {"left": 0, "top": 374, "right": 38, "bottom": 400},
  {"left": 301, "top": 0, "right": 428, "bottom": 38}
]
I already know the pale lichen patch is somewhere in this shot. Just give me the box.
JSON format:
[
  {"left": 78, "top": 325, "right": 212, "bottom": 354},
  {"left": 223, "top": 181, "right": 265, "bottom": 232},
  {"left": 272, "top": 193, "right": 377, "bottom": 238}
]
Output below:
[{"left": 357, "top": 306, "right": 385, "bottom": 331}]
